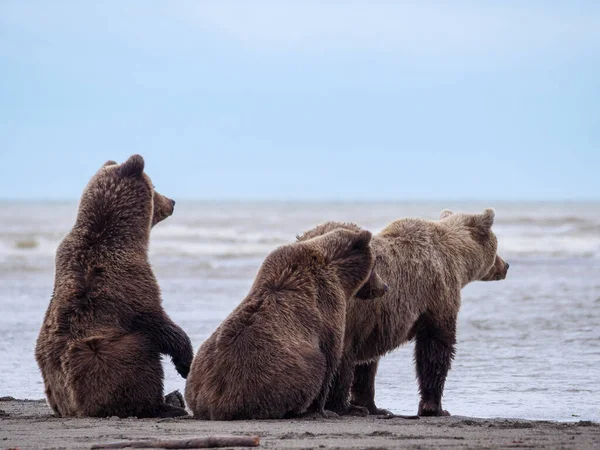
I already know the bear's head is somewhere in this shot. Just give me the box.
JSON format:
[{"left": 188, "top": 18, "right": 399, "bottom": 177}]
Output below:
[
  {"left": 439, "top": 208, "right": 509, "bottom": 282},
  {"left": 296, "top": 224, "right": 388, "bottom": 300},
  {"left": 101, "top": 156, "right": 175, "bottom": 227},
  {"left": 77, "top": 155, "right": 175, "bottom": 240},
  {"left": 354, "top": 258, "right": 388, "bottom": 299},
  {"left": 256, "top": 228, "right": 383, "bottom": 303}
]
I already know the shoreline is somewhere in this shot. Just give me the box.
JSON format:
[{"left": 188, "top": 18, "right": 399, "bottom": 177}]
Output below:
[{"left": 1, "top": 398, "right": 598, "bottom": 449}]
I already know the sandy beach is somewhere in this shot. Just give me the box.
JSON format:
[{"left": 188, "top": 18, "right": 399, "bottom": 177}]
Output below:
[{"left": 1, "top": 397, "right": 598, "bottom": 450}]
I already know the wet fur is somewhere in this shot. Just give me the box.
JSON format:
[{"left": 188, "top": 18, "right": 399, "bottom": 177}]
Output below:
[{"left": 297, "top": 210, "right": 509, "bottom": 416}]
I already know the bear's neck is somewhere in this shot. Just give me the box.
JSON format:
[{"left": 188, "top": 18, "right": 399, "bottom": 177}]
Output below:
[
  {"left": 444, "top": 229, "right": 486, "bottom": 286},
  {"left": 73, "top": 204, "right": 151, "bottom": 252}
]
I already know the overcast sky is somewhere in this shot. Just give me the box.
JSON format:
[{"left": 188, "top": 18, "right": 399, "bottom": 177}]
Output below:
[{"left": 1, "top": 1, "right": 598, "bottom": 201}]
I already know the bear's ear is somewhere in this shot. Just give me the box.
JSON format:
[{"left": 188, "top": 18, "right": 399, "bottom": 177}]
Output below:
[
  {"left": 119, "top": 154, "right": 145, "bottom": 178},
  {"left": 478, "top": 208, "right": 495, "bottom": 229},
  {"left": 439, "top": 209, "right": 454, "bottom": 220},
  {"left": 350, "top": 230, "right": 372, "bottom": 250}
]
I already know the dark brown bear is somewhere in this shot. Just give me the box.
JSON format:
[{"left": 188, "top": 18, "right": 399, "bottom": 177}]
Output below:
[
  {"left": 297, "top": 209, "right": 509, "bottom": 417},
  {"left": 184, "top": 228, "right": 387, "bottom": 420},
  {"left": 35, "top": 155, "right": 193, "bottom": 418}
]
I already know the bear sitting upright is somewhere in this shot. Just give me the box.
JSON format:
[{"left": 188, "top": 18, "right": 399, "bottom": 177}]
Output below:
[
  {"left": 35, "top": 155, "right": 193, "bottom": 418},
  {"left": 185, "top": 227, "right": 387, "bottom": 420},
  {"left": 297, "top": 209, "right": 509, "bottom": 417}
]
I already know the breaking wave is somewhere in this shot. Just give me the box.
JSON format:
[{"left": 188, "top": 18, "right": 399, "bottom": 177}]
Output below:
[{"left": 1, "top": 202, "right": 599, "bottom": 274}]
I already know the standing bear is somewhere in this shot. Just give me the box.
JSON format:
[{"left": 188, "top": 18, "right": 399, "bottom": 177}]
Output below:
[
  {"left": 185, "top": 227, "right": 387, "bottom": 420},
  {"left": 297, "top": 209, "right": 509, "bottom": 417},
  {"left": 35, "top": 155, "right": 194, "bottom": 418}
]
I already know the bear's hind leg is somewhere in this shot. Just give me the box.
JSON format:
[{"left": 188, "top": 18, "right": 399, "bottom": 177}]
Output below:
[
  {"left": 351, "top": 360, "right": 392, "bottom": 416},
  {"left": 44, "top": 386, "right": 60, "bottom": 416},
  {"left": 325, "top": 353, "right": 367, "bottom": 416},
  {"left": 413, "top": 311, "right": 457, "bottom": 417},
  {"left": 311, "top": 329, "right": 344, "bottom": 418}
]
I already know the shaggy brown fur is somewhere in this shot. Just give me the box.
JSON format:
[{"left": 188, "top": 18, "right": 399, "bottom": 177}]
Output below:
[
  {"left": 185, "top": 228, "right": 386, "bottom": 420},
  {"left": 297, "top": 209, "right": 509, "bottom": 417},
  {"left": 35, "top": 155, "right": 193, "bottom": 418}
]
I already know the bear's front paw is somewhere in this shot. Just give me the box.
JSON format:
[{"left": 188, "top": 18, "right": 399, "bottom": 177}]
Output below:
[
  {"left": 299, "top": 409, "right": 340, "bottom": 420},
  {"left": 164, "top": 390, "right": 185, "bottom": 409},
  {"left": 342, "top": 404, "right": 370, "bottom": 417},
  {"left": 320, "top": 409, "right": 340, "bottom": 419},
  {"left": 375, "top": 409, "right": 394, "bottom": 417},
  {"left": 173, "top": 358, "right": 191, "bottom": 379},
  {"left": 329, "top": 401, "right": 368, "bottom": 417},
  {"left": 352, "top": 402, "right": 394, "bottom": 417},
  {"left": 418, "top": 400, "right": 451, "bottom": 417}
]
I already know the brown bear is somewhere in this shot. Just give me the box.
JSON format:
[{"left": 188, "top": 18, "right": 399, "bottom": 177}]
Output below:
[
  {"left": 35, "top": 155, "right": 193, "bottom": 418},
  {"left": 184, "top": 227, "right": 387, "bottom": 420},
  {"left": 297, "top": 209, "right": 509, "bottom": 417}
]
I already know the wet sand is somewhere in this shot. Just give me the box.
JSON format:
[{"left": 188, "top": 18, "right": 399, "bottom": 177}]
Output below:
[{"left": 1, "top": 398, "right": 598, "bottom": 449}]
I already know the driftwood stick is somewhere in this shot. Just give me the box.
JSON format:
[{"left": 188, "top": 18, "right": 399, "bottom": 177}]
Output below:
[
  {"left": 378, "top": 413, "right": 420, "bottom": 420},
  {"left": 91, "top": 435, "right": 260, "bottom": 449}
]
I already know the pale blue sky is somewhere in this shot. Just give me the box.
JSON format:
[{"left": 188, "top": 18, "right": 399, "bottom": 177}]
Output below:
[{"left": 1, "top": 1, "right": 599, "bottom": 200}]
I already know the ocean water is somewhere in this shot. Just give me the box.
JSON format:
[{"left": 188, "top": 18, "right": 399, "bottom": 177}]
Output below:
[{"left": 0, "top": 201, "right": 598, "bottom": 422}]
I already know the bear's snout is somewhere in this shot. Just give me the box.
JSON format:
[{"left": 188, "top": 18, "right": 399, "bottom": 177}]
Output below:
[
  {"left": 152, "top": 191, "right": 176, "bottom": 226},
  {"left": 481, "top": 255, "right": 509, "bottom": 282},
  {"left": 355, "top": 270, "right": 388, "bottom": 300}
]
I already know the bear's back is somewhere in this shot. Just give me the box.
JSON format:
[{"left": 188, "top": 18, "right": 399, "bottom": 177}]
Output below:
[
  {"left": 48, "top": 228, "right": 159, "bottom": 338},
  {"left": 347, "top": 219, "right": 462, "bottom": 359},
  {"left": 377, "top": 218, "right": 449, "bottom": 266},
  {"left": 187, "top": 287, "right": 325, "bottom": 420}
]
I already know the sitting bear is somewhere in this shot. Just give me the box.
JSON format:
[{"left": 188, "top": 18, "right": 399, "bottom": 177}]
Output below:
[
  {"left": 297, "top": 209, "right": 509, "bottom": 417},
  {"left": 35, "top": 155, "right": 193, "bottom": 418},
  {"left": 185, "top": 227, "right": 387, "bottom": 420}
]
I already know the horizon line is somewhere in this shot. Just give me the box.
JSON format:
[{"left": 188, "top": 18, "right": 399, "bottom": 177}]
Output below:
[{"left": 1, "top": 198, "right": 599, "bottom": 204}]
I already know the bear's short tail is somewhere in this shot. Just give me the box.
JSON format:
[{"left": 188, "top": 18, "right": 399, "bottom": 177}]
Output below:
[
  {"left": 65, "top": 336, "right": 110, "bottom": 381},
  {"left": 64, "top": 333, "right": 167, "bottom": 418}
]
